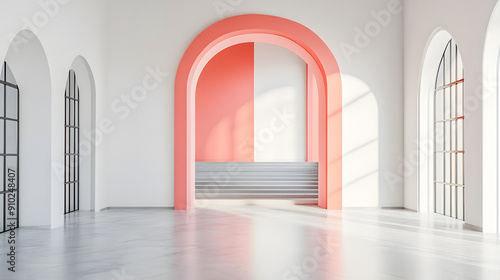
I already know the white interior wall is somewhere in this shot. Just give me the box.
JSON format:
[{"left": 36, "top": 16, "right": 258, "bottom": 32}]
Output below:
[
  {"left": 342, "top": 75, "right": 380, "bottom": 207},
  {"left": 0, "top": 0, "right": 405, "bottom": 212},
  {"left": 103, "top": 0, "right": 404, "bottom": 208},
  {"left": 0, "top": 0, "right": 107, "bottom": 228},
  {"left": 0, "top": 0, "right": 498, "bottom": 227},
  {"left": 254, "top": 43, "right": 306, "bottom": 162},
  {"left": 404, "top": 0, "right": 498, "bottom": 229}
]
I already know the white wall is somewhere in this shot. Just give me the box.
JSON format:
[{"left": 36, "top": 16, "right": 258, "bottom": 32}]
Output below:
[
  {"left": 342, "top": 75, "right": 380, "bottom": 207},
  {"left": 0, "top": 0, "right": 107, "bottom": 227},
  {"left": 254, "top": 43, "right": 306, "bottom": 162},
  {"left": 103, "top": 0, "right": 404, "bottom": 208},
  {"left": 0, "top": 0, "right": 406, "bottom": 214},
  {"left": 2, "top": 0, "right": 498, "bottom": 227},
  {"left": 404, "top": 0, "right": 498, "bottom": 229}
]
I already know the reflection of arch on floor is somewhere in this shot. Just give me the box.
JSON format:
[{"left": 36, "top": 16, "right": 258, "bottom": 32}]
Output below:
[
  {"left": 174, "top": 14, "right": 342, "bottom": 210},
  {"left": 483, "top": 2, "right": 500, "bottom": 233}
]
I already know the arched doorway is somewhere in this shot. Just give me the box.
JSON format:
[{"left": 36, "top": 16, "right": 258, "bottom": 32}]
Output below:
[
  {"left": 70, "top": 56, "right": 97, "bottom": 213},
  {"left": 418, "top": 29, "right": 466, "bottom": 221},
  {"left": 63, "top": 56, "right": 97, "bottom": 215},
  {"left": 4, "top": 30, "right": 53, "bottom": 227},
  {"left": 63, "top": 69, "right": 80, "bottom": 214},
  {"left": 432, "top": 38, "right": 465, "bottom": 220},
  {"left": 483, "top": 0, "right": 500, "bottom": 233},
  {"left": 0, "top": 62, "right": 20, "bottom": 233},
  {"left": 174, "top": 14, "right": 342, "bottom": 210}
]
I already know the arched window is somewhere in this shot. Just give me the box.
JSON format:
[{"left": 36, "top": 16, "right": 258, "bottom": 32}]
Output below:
[
  {"left": 0, "top": 62, "right": 19, "bottom": 233},
  {"left": 64, "top": 70, "right": 80, "bottom": 214},
  {"left": 434, "top": 39, "right": 465, "bottom": 220}
]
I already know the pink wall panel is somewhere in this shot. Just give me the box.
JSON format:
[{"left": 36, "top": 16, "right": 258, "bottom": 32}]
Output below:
[{"left": 195, "top": 43, "right": 254, "bottom": 162}]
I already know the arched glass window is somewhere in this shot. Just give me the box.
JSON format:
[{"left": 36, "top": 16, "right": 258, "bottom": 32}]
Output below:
[
  {"left": 0, "top": 62, "right": 19, "bottom": 233},
  {"left": 434, "top": 39, "right": 465, "bottom": 220},
  {"left": 64, "top": 70, "right": 80, "bottom": 214}
]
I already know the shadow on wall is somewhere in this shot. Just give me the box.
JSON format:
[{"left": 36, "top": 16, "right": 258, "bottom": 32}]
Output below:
[
  {"left": 196, "top": 42, "right": 307, "bottom": 163},
  {"left": 340, "top": 75, "right": 379, "bottom": 207},
  {"left": 195, "top": 43, "right": 254, "bottom": 162},
  {"left": 202, "top": 102, "right": 253, "bottom": 161}
]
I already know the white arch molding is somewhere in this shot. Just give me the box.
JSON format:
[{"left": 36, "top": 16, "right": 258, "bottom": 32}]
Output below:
[
  {"left": 5, "top": 30, "right": 53, "bottom": 227},
  {"left": 483, "top": 0, "right": 500, "bottom": 233},
  {"left": 70, "top": 56, "right": 97, "bottom": 212},
  {"left": 417, "top": 29, "right": 453, "bottom": 214}
]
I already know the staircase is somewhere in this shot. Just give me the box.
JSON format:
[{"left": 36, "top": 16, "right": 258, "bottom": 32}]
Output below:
[{"left": 195, "top": 162, "right": 318, "bottom": 201}]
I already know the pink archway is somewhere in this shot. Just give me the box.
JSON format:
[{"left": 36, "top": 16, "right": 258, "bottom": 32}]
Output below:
[{"left": 175, "top": 14, "right": 342, "bottom": 210}]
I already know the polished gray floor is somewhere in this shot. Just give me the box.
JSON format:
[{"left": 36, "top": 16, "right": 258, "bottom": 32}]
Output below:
[{"left": 1, "top": 205, "right": 500, "bottom": 280}]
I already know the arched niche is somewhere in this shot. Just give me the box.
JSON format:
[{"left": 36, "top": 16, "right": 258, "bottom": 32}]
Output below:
[{"left": 174, "top": 14, "right": 342, "bottom": 210}]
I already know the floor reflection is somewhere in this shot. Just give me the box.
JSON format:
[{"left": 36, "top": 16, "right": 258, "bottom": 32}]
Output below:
[{"left": 0, "top": 205, "right": 499, "bottom": 279}]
